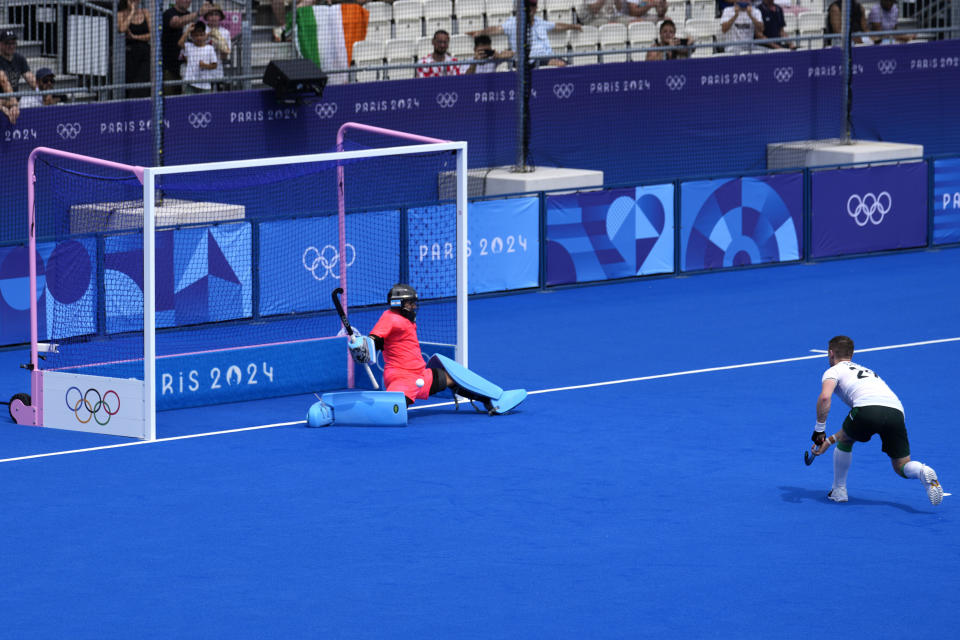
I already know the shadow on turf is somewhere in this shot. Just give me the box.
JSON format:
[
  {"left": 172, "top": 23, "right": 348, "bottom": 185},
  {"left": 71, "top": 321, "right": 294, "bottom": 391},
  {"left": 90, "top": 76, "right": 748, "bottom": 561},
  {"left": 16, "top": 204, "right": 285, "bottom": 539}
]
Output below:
[{"left": 778, "top": 486, "right": 931, "bottom": 513}]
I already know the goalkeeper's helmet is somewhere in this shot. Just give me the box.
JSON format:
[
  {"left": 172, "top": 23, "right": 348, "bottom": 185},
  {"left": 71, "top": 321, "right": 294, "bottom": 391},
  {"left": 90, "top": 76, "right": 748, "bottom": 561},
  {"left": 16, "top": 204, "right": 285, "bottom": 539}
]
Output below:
[{"left": 388, "top": 283, "right": 418, "bottom": 322}]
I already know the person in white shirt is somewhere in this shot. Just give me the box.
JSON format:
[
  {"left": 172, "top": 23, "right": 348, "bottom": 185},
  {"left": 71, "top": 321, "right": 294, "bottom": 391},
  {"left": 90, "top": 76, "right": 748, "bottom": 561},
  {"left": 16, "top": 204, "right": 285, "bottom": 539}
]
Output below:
[
  {"left": 868, "top": 0, "right": 913, "bottom": 44},
  {"left": 18, "top": 67, "right": 62, "bottom": 108},
  {"left": 810, "top": 335, "right": 943, "bottom": 505},
  {"left": 718, "top": 0, "right": 764, "bottom": 53},
  {"left": 469, "top": 0, "right": 581, "bottom": 67},
  {"left": 178, "top": 20, "right": 219, "bottom": 93}
]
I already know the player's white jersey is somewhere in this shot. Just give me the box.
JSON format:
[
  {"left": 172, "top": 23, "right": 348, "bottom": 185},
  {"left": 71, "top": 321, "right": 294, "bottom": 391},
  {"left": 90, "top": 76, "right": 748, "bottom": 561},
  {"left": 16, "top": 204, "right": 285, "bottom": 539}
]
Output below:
[{"left": 822, "top": 361, "right": 904, "bottom": 412}]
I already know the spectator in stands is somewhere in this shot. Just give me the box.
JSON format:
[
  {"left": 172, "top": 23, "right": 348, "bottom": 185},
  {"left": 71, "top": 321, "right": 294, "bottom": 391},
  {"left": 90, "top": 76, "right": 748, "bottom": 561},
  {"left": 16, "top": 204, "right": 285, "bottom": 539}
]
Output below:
[
  {"left": 718, "top": 0, "right": 764, "bottom": 53},
  {"left": 869, "top": 0, "right": 913, "bottom": 43},
  {"left": 469, "top": 0, "right": 581, "bottom": 67},
  {"left": 624, "top": 0, "right": 668, "bottom": 22},
  {"left": 0, "top": 29, "right": 35, "bottom": 125},
  {"left": 577, "top": 0, "right": 631, "bottom": 27},
  {"left": 758, "top": 0, "right": 796, "bottom": 49},
  {"left": 826, "top": 0, "right": 868, "bottom": 45},
  {"left": 202, "top": 4, "right": 232, "bottom": 61},
  {"left": 163, "top": 0, "right": 199, "bottom": 95},
  {"left": 19, "top": 67, "right": 63, "bottom": 108},
  {"left": 272, "top": 0, "right": 287, "bottom": 41},
  {"left": 178, "top": 21, "right": 219, "bottom": 94},
  {"left": 118, "top": 0, "right": 152, "bottom": 99},
  {"left": 417, "top": 30, "right": 462, "bottom": 77},
  {"left": 465, "top": 34, "right": 514, "bottom": 74},
  {"left": 646, "top": 19, "right": 694, "bottom": 60}
]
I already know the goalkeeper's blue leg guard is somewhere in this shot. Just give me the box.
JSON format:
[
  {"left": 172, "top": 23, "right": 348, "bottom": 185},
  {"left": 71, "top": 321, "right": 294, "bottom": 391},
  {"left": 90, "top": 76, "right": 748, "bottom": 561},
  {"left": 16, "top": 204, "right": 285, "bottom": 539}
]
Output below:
[
  {"left": 306, "top": 391, "right": 408, "bottom": 427},
  {"left": 426, "top": 353, "right": 527, "bottom": 415}
]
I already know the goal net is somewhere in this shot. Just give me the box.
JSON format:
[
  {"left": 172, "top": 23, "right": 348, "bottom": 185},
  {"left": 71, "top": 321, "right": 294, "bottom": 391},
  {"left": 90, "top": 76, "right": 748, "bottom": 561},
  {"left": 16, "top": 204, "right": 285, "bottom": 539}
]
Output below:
[{"left": 24, "top": 125, "right": 467, "bottom": 439}]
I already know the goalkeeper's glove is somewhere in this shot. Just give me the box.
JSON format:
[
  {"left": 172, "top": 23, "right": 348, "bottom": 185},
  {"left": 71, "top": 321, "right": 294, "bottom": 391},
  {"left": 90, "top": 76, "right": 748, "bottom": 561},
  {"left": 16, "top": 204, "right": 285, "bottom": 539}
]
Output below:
[
  {"left": 347, "top": 333, "right": 372, "bottom": 364},
  {"left": 811, "top": 422, "right": 826, "bottom": 446}
]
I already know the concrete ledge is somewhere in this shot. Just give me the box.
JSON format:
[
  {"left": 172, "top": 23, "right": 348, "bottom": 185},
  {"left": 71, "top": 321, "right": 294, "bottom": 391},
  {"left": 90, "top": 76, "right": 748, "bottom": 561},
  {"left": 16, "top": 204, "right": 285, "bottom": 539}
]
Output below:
[
  {"left": 483, "top": 166, "right": 604, "bottom": 196},
  {"left": 767, "top": 139, "right": 924, "bottom": 170},
  {"left": 440, "top": 166, "right": 604, "bottom": 199}
]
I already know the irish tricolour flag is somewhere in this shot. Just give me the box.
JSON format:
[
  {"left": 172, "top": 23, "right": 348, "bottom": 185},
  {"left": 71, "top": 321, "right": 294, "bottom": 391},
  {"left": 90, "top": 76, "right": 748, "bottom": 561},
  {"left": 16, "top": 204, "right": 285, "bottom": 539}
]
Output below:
[{"left": 296, "top": 5, "right": 368, "bottom": 86}]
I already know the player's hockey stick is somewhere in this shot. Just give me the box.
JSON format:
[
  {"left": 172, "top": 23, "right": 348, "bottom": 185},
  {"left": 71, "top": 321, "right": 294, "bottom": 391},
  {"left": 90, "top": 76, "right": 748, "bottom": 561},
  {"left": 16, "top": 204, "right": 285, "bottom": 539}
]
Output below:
[
  {"left": 332, "top": 287, "right": 379, "bottom": 390},
  {"left": 804, "top": 450, "right": 817, "bottom": 466}
]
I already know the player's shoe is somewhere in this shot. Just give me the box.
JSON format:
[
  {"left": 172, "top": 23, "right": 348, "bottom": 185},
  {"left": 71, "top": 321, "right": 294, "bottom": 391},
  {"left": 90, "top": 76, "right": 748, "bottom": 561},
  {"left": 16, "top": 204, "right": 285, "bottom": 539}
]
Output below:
[
  {"left": 920, "top": 465, "right": 943, "bottom": 506},
  {"left": 828, "top": 487, "right": 848, "bottom": 503}
]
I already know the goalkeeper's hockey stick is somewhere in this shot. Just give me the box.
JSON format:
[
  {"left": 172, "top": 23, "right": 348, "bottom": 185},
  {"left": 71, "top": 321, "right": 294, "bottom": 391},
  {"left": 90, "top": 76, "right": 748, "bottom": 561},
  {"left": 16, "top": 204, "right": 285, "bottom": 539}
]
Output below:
[{"left": 332, "top": 287, "right": 379, "bottom": 390}]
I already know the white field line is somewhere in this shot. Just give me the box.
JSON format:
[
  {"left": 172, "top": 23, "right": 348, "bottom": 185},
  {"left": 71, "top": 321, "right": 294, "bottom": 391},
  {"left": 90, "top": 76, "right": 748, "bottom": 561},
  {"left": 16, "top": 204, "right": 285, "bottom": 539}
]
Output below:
[
  {"left": 4, "top": 336, "right": 960, "bottom": 464},
  {"left": 0, "top": 422, "right": 303, "bottom": 464}
]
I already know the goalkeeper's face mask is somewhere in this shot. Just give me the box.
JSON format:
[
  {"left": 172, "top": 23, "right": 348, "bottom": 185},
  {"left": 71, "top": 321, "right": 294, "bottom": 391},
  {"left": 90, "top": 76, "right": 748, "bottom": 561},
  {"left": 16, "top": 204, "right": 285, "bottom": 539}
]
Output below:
[{"left": 398, "top": 300, "right": 417, "bottom": 323}]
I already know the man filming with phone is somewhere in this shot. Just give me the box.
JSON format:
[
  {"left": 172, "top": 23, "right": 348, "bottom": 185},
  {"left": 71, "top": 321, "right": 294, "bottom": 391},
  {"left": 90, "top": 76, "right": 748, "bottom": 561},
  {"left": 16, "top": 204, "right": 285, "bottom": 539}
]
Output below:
[{"left": 465, "top": 34, "right": 514, "bottom": 74}]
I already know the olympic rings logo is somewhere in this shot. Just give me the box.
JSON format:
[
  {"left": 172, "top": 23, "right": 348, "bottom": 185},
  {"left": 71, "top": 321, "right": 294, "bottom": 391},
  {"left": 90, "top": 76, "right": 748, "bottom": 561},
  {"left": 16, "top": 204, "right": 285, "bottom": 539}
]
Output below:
[
  {"left": 435, "top": 92, "right": 458, "bottom": 108},
  {"left": 302, "top": 244, "right": 356, "bottom": 281},
  {"left": 188, "top": 112, "right": 213, "bottom": 128},
  {"left": 773, "top": 67, "right": 794, "bottom": 83},
  {"left": 665, "top": 75, "right": 686, "bottom": 91},
  {"left": 65, "top": 386, "right": 120, "bottom": 425},
  {"left": 847, "top": 192, "right": 892, "bottom": 226},
  {"left": 314, "top": 102, "right": 339, "bottom": 118},
  {"left": 56, "top": 122, "right": 81, "bottom": 139},
  {"left": 553, "top": 83, "right": 574, "bottom": 99},
  {"left": 877, "top": 59, "right": 897, "bottom": 75}
]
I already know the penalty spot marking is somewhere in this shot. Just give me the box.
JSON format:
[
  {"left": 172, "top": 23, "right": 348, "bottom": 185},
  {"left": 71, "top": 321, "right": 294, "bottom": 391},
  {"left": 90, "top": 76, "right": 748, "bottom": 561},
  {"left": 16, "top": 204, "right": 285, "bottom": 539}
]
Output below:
[{"left": 4, "top": 335, "right": 960, "bottom": 465}]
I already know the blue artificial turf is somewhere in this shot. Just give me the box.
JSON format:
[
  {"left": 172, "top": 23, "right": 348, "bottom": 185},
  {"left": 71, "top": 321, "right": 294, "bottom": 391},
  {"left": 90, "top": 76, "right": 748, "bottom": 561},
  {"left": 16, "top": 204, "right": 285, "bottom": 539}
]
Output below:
[{"left": 0, "top": 247, "right": 958, "bottom": 638}]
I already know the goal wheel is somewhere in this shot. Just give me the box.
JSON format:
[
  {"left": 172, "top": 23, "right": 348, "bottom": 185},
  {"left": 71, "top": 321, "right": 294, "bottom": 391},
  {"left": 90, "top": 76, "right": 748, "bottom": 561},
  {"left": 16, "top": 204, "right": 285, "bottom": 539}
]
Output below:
[{"left": 8, "top": 392, "right": 31, "bottom": 423}]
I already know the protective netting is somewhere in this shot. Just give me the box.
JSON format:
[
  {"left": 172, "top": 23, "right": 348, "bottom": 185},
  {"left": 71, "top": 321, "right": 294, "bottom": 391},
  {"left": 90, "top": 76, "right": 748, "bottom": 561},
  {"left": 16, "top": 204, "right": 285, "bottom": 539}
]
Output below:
[{"left": 31, "top": 146, "right": 460, "bottom": 389}]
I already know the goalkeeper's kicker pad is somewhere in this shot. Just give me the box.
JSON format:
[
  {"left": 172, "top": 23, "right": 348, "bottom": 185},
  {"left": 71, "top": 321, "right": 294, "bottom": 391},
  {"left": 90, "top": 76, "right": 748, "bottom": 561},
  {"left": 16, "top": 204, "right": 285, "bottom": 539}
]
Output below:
[
  {"left": 427, "top": 353, "right": 527, "bottom": 415},
  {"left": 307, "top": 391, "right": 408, "bottom": 427}
]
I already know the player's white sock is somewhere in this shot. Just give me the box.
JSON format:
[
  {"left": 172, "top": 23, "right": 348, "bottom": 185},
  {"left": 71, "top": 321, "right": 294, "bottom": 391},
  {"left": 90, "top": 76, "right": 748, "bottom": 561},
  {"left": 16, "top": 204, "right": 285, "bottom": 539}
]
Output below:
[
  {"left": 833, "top": 447, "right": 852, "bottom": 489},
  {"left": 901, "top": 460, "right": 924, "bottom": 479}
]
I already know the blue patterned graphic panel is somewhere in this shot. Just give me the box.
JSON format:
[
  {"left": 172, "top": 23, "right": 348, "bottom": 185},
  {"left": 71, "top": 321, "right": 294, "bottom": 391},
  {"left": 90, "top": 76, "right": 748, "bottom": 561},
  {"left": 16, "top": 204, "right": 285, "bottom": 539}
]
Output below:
[
  {"left": 104, "top": 222, "right": 252, "bottom": 333},
  {"left": 680, "top": 174, "right": 802, "bottom": 272},
  {"left": 0, "top": 238, "right": 97, "bottom": 345},
  {"left": 933, "top": 158, "right": 960, "bottom": 245},
  {"left": 545, "top": 184, "right": 675, "bottom": 286},
  {"left": 259, "top": 211, "right": 400, "bottom": 316}
]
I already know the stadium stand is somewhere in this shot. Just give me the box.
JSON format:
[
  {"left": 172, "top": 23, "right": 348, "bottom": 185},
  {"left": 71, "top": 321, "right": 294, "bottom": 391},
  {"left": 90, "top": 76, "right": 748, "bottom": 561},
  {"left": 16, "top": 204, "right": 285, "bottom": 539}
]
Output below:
[{"left": 0, "top": 0, "right": 947, "bottom": 96}]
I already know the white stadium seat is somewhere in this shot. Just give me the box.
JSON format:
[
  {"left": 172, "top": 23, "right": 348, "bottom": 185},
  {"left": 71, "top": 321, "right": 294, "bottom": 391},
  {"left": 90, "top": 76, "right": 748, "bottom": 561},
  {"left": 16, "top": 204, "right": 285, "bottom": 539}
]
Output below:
[
  {"left": 424, "top": 0, "right": 454, "bottom": 35},
  {"left": 384, "top": 37, "right": 417, "bottom": 79},
  {"left": 352, "top": 40, "right": 385, "bottom": 82},
  {"left": 393, "top": 0, "right": 425, "bottom": 40},
  {"left": 455, "top": 0, "right": 486, "bottom": 34},
  {"left": 365, "top": 2, "right": 393, "bottom": 39}
]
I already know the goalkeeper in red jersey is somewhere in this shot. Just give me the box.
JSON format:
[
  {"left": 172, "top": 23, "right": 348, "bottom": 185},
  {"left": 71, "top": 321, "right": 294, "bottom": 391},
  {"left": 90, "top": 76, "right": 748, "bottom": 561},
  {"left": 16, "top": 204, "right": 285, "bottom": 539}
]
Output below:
[{"left": 346, "top": 283, "right": 526, "bottom": 414}]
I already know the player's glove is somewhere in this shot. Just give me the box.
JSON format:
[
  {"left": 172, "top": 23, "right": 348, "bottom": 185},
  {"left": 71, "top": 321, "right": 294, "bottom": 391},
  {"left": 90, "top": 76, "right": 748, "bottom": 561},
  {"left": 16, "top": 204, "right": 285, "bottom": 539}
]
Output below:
[
  {"left": 347, "top": 333, "right": 374, "bottom": 364},
  {"left": 811, "top": 422, "right": 827, "bottom": 446}
]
